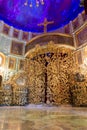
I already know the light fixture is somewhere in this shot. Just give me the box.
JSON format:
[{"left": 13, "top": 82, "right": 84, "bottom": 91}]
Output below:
[
  {"left": 83, "top": 58, "right": 87, "bottom": 66},
  {"left": 79, "top": 57, "right": 87, "bottom": 75},
  {"left": 24, "top": 0, "right": 44, "bottom": 7}
]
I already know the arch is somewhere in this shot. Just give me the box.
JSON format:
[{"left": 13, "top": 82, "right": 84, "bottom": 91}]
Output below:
[
  {"left": 25, "top": 40, "right": 75, "bottom": 58},
  {"left": 25, "top": 33, "right": 75, "bottom": 56}
]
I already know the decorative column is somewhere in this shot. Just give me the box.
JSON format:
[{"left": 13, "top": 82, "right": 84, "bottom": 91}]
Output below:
[
  {"left": 18, "top": 30, "right": 23, "bottom": 41},
  {"left": 72, "top": 33, "right": 77, "bottom": 48},
  {"left": 28, "top": 32, "right": 32, "bottom": 40},
  {"left": 69, "top": 21, "right": 74, "bottom": 34},
  {"left": 9, "top": 26, "right": 14, "bottom": 37},
  {"left": 0, "top": 21, "right": 4, "bottom": 33},
  {"left": 78, "top": 13, "right": 83, "bottom": 26}
]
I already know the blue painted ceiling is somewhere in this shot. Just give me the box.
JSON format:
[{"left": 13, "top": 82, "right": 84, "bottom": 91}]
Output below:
[{"left": 0, "top": 0, "right": 84, "bottom": 33}]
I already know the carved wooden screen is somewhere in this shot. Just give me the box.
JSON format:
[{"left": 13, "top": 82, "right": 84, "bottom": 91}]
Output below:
[{"left": 26, "top": 47, "right": 73, "bottom": 105}]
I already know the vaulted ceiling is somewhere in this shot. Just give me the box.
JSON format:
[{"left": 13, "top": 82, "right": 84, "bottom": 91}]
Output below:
[{"left": 0, "top": 0, "right": 84, "bottom": 33}]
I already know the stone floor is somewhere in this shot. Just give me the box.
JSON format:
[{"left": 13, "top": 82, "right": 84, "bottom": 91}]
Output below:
[{"left": 0, "top": 104, "right": 87, "bottom": 130}]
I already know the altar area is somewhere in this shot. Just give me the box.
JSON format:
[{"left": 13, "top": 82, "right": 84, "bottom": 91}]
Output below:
[
  {"left": 0, "top": 33, "right": 87, "bottom": 107},
  {"left": 0, "top": 1, "right": 87, "bottom": 130},
  {"left": 0, "top": 3, "right": 87, "bottom": 106}
]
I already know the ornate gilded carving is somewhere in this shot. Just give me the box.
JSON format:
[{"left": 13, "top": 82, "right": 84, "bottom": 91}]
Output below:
[
  {"left": 1, "top": 41, "right": 87, "bottom": 106},
  {"left": 47, "top": 48, "right": 74, "bottom": 105},
  {"left": 25, "top": 44, "right": 75, "bottom": 105}
]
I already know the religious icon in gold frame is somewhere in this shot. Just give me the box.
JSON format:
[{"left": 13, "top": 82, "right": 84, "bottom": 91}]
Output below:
[{"left": 11, "top": 41, "right": 24, "bottom": 56}]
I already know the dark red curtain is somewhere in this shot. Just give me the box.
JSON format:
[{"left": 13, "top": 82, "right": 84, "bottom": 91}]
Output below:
[{"left": 84, "top": 0, "right": 87, "bottom": 14}]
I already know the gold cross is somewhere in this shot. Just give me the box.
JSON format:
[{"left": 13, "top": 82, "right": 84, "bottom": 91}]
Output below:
[{"left": 38, "top": 18, "right": 54, "bottom": 33}]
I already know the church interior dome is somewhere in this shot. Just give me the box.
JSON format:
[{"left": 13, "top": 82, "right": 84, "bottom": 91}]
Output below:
[{"left": 0, "top": 0, "right": 84, "bottom": 33}]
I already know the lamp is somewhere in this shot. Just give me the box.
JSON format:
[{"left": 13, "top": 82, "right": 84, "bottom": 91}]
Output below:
[
  {"left": 79, "top": 58, "right": 87, "bottom": 75},
  {"left": 24, "top": 0, "right": 44, "bottom": 7},
  {"left": 83, "top": 58, "right": 87, "bottom": 66}
]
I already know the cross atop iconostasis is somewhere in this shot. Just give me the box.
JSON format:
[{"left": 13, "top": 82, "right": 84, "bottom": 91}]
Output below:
[{"left": 38, "top": 18, "right": 54, "bottom": 33}]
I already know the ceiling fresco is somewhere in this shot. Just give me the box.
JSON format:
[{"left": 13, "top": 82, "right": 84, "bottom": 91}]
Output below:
[{"left": 0, "top": 0, "right": 84, "bottom": 33}]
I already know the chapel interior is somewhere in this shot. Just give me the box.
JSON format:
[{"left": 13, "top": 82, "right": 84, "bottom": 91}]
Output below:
[{"left": 0, "top": 1, "right": 87, "bottom": 130}]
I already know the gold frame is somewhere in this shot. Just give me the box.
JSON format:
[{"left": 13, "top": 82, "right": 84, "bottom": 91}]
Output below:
[{"left": 10, "top": 41, "right": 24, "bottom": 56}]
